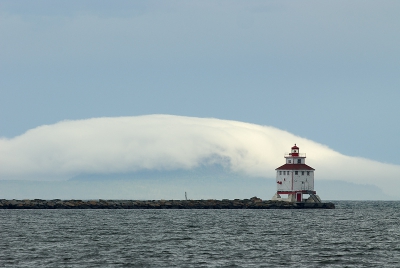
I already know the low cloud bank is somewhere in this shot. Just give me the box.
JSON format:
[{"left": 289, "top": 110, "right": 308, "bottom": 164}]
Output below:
[{"left": 1, "top": 115, "right": 399, "bottom": 197}]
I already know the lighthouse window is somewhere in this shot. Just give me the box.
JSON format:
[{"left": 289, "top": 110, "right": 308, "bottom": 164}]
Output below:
[
  {"left": 288, "top": 160, "right": 292, "bottom": 163},
  {"left": 279, "top": 171, "right": 282, "bottom": 175},
  {"left": 295, "top": 171, "right": 298, "bottom": 175},
  {"left": 307, "top": 171, "right": 310, "bottom": 176},
  {"left": 297, "top": 159, "right": 301, "bottom": 164},
  {"left": 301, "top": 171, "right": 304, "bottom": 175}
]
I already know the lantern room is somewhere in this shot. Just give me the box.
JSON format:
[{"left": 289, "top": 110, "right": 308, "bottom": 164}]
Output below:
[{"left": 290, "top": 144, "right": 299, "bottom": 156}]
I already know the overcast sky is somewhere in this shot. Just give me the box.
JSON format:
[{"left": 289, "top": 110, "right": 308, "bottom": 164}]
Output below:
[{"left": 1, "top": 1, "right": 399, "bottom": 199}]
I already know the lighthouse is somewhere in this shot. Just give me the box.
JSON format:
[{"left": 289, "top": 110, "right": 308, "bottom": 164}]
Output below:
[{"left": 272, "top": 144, "right": 321, "bottom": 203}]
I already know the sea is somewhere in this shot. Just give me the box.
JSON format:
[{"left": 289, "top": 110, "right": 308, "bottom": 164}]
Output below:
[{"left": 0, "top": 201, "right": 399, "bottom": 267}]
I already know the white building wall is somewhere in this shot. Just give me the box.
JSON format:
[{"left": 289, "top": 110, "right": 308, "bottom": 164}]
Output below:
[
  {"left": 277, "top": 170, "right": 314, "bottom": 191},
  {"left": 292, "top": 171, "right": 314, "bottom": 191},
  {"left": 285, "top": 157, "right": 306, "bottom": 164},
  {"left": 276, "top": 171, "right": 292, "bottom": 191}
]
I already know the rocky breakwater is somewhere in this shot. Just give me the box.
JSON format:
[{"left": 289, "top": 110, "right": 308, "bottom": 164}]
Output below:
[{"left": 0, "top": 197, "right": 335, "bottom": 209}]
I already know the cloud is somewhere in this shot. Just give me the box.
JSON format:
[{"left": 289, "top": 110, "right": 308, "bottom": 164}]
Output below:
[{"left": 1, "top": 115, "right": 400, "bottom": 197}]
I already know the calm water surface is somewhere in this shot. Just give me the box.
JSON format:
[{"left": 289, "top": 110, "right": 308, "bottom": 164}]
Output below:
[{"left": 0, "top": 201, "right": 399, "bottom": 267}]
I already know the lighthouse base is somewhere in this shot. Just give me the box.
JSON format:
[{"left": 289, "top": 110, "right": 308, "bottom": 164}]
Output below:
[{"left": 271, "top": 191, "right": 321, "bottom": 203}]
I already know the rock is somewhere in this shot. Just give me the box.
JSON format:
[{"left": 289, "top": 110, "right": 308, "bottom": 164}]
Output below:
[{"left": 0, "top": 198, "right": 335, "bottom": 209}]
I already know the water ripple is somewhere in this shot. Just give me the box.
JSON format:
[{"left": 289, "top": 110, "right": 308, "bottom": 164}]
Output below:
[{"left": 0, "top": 201, "right": 399, "bottom": 267}]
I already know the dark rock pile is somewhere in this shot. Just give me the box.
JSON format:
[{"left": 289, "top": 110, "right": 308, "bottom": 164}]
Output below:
[{"left": 0, "top": 197, "right": 335, "bottom": 209}]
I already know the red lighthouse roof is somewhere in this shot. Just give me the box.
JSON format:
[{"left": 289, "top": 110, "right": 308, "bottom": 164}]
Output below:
[
  {"left": 275, "top": 163, "right": 315, "bottom": 170},
  {"left": 291, "top": 144, "right": 299, "bottom": 150}
]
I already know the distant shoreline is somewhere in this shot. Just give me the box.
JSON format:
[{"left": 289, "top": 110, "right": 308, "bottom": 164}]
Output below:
[{"left": 0, "top": 197, "right": 335, "bottom": 209}]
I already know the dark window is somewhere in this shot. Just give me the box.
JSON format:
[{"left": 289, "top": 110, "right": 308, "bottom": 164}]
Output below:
[
  {"left": 297, "top": 159, "right": 301, "bottom": 164},
  {"left": 279, "top": 171, "right": 282, "bottom": 175},
  {"left": 295, "top": 171, "right": 298, "bottom": 175},
  {"left": 307, "top": 171, "right": 310, "bottom": 176},
  {"left": 301, "top": 171, "right": 304, "bottom": 175}
]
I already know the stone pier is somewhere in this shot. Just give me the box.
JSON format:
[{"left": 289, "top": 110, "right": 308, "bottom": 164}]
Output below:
[{"left": 0, "top": 197, "right": 335, "bottom": 209}]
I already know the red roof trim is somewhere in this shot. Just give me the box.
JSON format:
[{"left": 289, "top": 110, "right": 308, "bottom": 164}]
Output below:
[
  {"left": 277, "top": 191, "right": 316, "bottom": 194},
  {"left": 275, "top": 164, "right": 315, "bottom": 170}
]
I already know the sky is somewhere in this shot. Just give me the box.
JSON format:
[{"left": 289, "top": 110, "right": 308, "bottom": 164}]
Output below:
[
  {"left": 1, "top": 1, "right": 399, "bottom": 200},
  {"left": 1, "top": 115, "right": 399, "bottom": 200}
]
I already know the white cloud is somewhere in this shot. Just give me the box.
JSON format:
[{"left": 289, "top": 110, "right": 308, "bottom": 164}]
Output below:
[{"left": 1, "top": 115, "right": 399, "bottom": 197}]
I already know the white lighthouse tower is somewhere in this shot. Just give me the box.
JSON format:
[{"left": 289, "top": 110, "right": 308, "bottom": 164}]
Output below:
[{"left": 272, "top": 144, "right": 321, "bottom": 203}]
